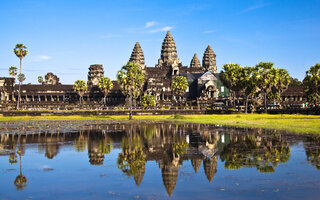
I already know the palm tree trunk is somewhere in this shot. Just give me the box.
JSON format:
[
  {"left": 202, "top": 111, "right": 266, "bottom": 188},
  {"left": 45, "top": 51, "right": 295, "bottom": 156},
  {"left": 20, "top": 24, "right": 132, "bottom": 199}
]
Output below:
[
  {"left": 17, "top": 58, "right": 22, "bottom": 110},
  {"left": 237, "top": 94, "right": 240, "bottom": 112},
  {"left": 264, "top": 92, "right": 267, "bottom": 113},
  {"left": 129, "top": 90, "right": 133, "bottom": 120},
  {"left": 245, "top": 96, "right": 249, "bottom": 114},
  {"left": 104, "top": 95, "right": 106, "bottom": 106},
  {"left": 19, "top": 154, "right": 22, "bottom": 175}
]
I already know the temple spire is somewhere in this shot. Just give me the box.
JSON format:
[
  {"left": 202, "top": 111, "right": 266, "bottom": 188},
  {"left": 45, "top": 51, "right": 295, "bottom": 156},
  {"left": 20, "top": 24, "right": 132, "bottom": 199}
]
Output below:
[
  {"left": 129, "top": 42, "right": 146, "bottom": 70},
  {"left": 202, "top": 45, "right": 217, "bottom": 73},
  {"left": 157, "top": 31, "right": 181, "bottom": 68},
  {"left": 190, "top": 53, "right": 201, "bottom": 68}
]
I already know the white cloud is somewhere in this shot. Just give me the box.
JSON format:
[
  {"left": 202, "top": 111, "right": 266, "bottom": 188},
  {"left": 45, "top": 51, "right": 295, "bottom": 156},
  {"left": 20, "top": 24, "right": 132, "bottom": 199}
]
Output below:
[
  {"left": 150, "top": 26, "right": 173, "bottom": 33},
  {"left": 203, "top": 30, "right": 216, "bottom": 34},
  {"left": 31, "top": 55, "right": 51, "bottom": 62},
  {"left": 101, "top": 34, "right": 122, "bottom": 38},
  {"left": 238, "top": 4, "right": 267, "bottom": 14},
  {"left": 145, "top": 21, "right": 157, "bottom": 28}
]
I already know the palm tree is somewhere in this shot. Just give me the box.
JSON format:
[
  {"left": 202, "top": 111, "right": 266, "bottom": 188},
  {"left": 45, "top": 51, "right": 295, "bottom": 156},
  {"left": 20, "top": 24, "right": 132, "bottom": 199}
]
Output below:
[
  {"left": 142, "top": 94, "right": 156, "bottom": 109},
  {"left": 38, "top": 76, "right": 44, "bottom": 84},
  {"left": 73, "top": 80, "right": 87, "bottom": 105},
  {"left": 14, "top": 150, "right": 27, "bottom": 190},
  {"left": 171, "top": 76, "right": 188, "bottom": 107},
  {"left": 243, "top": 67, "right": 258, "bottom": 113},
  {"left": 117, "top": 62, "right": 145, "bottom": 120},
  {"left": 303, "top": 63, "right": 320, "bottom": 107},
  {"left": 14, "top": 44, "right": 28, "bottom": 110},
  {"left": 255, "top": 62, "right": 276, "bottom": 113},
  {"left": 8, "top": 66, "right": 18, "bottom": 78},
  {"left": 220, "top": 64, "right": 245, "bottom": 111},
  {"left": 274, "top": 68, "right": 291, "bottom": 106},
  {"left": 98, "top": 77, "right": 113, "bottom": 105}
]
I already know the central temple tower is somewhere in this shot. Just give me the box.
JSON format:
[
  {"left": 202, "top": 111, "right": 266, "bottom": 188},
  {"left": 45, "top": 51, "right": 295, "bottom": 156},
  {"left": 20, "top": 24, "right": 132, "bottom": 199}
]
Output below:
[{"left": 156, "top": 31, "right": 181, "bottom": 68}]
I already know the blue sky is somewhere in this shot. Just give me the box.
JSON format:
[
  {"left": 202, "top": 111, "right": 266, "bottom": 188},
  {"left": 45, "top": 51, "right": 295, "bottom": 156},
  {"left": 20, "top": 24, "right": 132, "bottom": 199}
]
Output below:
[{"left": 0, "top": 0, "right": 319, "bottom": 84}]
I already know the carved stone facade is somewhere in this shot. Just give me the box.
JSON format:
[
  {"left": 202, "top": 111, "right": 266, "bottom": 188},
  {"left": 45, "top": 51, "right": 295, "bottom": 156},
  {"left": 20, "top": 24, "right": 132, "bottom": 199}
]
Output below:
[
  {"left": 129, "top": 42, "right": 146, "bottom": 70},
  {"left": 87, "top": 64, "right": 104, "bottom": 86},
  {"left": 156, "top": 31, "right": 181, "bottom": 68},
  {"left": 190, "top": 54, "right": 201, "bottom": 68},
  {"left": 202, "top": 45, "right": 217, "bottom": 73},
  {"left": 43, "top": 72, "right": 60, "bottom": 85}
]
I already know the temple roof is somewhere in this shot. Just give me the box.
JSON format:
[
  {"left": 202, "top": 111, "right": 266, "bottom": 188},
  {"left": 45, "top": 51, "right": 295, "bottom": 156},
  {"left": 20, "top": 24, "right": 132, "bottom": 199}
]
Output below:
[
  {"left": 129, "top": 42, "right": 146, "bottom": 70},
  {"left": 157, "top": 31, "right": 180, "bottom": 67},
  {"left": 190, "top": 53, "right": 201, "bottom": 68},
  {"left": 202, "top": 45, "right": 217, "bottom": 73}
]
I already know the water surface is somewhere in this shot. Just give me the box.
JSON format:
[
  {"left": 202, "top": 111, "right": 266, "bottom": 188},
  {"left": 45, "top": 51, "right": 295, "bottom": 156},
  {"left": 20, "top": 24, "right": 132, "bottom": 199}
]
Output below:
[{"left": 0, "top": 121, "right": 319, "bottom": 200}]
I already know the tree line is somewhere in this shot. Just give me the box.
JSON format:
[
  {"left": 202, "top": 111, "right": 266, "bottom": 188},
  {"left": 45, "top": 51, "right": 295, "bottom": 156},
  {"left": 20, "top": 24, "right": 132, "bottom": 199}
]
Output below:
[
  {"left": 219, "top": 62, "right": 320, "bottom": 113},
  {"left": 7, "top": 43, "right": 320, "bottom": 117}
]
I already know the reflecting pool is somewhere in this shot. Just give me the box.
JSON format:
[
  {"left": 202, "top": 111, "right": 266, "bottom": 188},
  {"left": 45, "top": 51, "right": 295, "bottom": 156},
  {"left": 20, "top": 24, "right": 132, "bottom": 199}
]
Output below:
[{"left": 0, "top": 121, "right": 319, "bottom": 199}]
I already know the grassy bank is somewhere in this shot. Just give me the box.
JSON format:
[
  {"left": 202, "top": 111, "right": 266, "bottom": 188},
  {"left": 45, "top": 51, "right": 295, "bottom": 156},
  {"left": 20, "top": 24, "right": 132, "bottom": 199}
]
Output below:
[{"left": 0, "top": 114, "right": 319, "bottom": 134}]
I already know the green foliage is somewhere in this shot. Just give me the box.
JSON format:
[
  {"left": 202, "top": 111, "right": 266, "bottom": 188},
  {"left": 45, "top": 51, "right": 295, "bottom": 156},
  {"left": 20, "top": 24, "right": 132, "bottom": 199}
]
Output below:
[
  {"left": 117, "top": 62, "right": 145, "bottom": 98},
  {"left": 73, "top": 80, "right": 87, "bottom": 95},
  {"left": 8, "top": 154, "right": 18, "bottom": 164},
  {"left": 13, "top": 44, "right": 28, "bottom": 59},
  {"left": 17, "top": 74, "right": 26, "bottom": 83},
  {"left": 142, "top": 95, "right": 155, "bottom": 109},
  {"left": 303, "top": 63, "right": 320, "bottom": 105},
  {"left": 9, "top": 66, "right": 17, "bottom": 78},
  {"left": 38, "top": 76, "right": 43, "bottom": 84},
  {"left": 289, "top": 76, "right": 302, "bottom": 86},
  {"left": 172, "top": 76, "right": 188, "bottom": 96},
  {"left": 98, "top": 77, "right": 113, "bottom": 95},
  {"left": 220, "top": 63, "right": 245, "bottom": 95},
  {"left": 172, "top": 141, "right": 188, "bottom": 155},
  {"left": 173, "top": 113, "right": 184, "bottom": 119}
]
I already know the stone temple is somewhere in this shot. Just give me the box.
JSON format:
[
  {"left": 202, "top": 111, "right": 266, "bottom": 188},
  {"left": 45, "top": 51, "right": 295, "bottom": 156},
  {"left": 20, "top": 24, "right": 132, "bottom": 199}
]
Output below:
[{"left": 0, "top": 31, "right": 305, "bottom": 109}]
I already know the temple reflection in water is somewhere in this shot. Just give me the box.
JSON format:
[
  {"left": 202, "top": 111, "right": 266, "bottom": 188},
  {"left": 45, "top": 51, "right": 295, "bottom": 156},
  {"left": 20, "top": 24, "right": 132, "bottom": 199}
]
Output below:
[{"left": 0, "top": 122, "right": 319, "bottom": 196}]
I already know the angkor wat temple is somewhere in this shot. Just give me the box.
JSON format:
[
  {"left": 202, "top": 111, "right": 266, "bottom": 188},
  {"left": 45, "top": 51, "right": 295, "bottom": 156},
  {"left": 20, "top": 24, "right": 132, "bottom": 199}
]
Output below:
[{"left": 0, "top": 31, "right": 305, "bottom": 109}]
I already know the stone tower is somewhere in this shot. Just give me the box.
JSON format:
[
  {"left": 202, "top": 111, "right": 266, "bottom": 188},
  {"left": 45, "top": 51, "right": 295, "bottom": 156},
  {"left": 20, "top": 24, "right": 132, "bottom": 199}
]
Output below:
[
  {"left": 87, "top": 64, "right": 104, "bottom": 87},
  {"left": 190, "top": 53, "right": 201, "bottom": 68},
  {"left": 129, "top": 42, "right": 146, "bottom": 70},
  {"left": 202, "top": 45, "right": 217, "bottom": 73},
  {"left": 157, "top": 31, "right": 181, "bottom": 68}
]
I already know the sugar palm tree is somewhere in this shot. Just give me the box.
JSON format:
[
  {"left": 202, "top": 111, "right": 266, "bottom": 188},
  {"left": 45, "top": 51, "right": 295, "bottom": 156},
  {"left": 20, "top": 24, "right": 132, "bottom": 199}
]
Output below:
[
  {"left": 243, "top": 67, "right": 258, "bottom": 113},
  {"left": 8, "top": 66, "right": 18, "bottom": 78},
  {"left": 38, "top": 76, "right": 44, "bottom": 84},
  {"left": 303, "top": 63, "right": 320, "bottom": 107},
  {"left": 14, "top": 44, "right": 28, "bottom": 110},
  {"left": 220, "top": 64, "right": 245, "bottom": 111},
  {"left": 73, "top": 80, "right": 87, "bottom": 105},
  {"left": 117, "top": 62, "right": 145, "bottom": 120},
  {"left": 255, "top": 62, "right": 277, "bottom": 113},
  {"left": 14, "top": 150, "right": 27, "bottom": 191},
  {"left": 98, "top": 77, "right": 113, "bottom": 105},
  {"left": 275, "top": 68, "right": 291, "bottom": 106},
  {"left": 172, "top": 76, "right": 188, "bottom": 107}
]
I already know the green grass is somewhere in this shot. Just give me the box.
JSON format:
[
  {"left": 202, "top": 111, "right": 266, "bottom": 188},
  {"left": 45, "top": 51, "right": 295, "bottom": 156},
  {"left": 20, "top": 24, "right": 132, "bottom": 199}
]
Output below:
[{"left": 0, "top": 114, "right": 319, "bottom": 134}]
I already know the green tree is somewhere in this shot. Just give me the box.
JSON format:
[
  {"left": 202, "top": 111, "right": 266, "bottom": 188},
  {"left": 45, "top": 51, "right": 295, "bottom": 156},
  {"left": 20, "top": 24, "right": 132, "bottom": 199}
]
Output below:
[
  {"left": 289, "top": 76, "right": 302, "bottom": 86},
  {"left": 255, "top": 62, "right": 277, "bottom": 113},
  {"left": 220, "top": 64, "right": 245, "bottom": 111},
  {"left": 172, "top": 76, "right": 188, "bottom": 106},
  {"left": 117, "top": 62, "right": 145, "bottom": 120},
  {"left": 8, "top": 66, "right": 18, "bottom": 78},
  {"left": 14, "top": 44, "right": 28, "bottom": 110},
  {"left": 274, "top": 68, "right": 291, "bottom": 105},
  {"left": 38, "top": 76, "right": 43, "bottom": 84},
  {"left": 73, "top": 80, "right": 87, "bottom": 105},
  {"left": 303, "top": 63, "right": 320, "bottom": 106},
  {"left": 18, "top": 74, "right": 26, "bottom": 83},
  {"left": 142, "top": 94, "right": 156, "bottom": 109},
  {"left": 242, "top": 67, "right": 258, "bottom": 113},
  {"left": 98, "top": 77, "right": 113, "bottom": 105},
  {"left": 14, "top": 150, "right": 27, "bottom": 191}
]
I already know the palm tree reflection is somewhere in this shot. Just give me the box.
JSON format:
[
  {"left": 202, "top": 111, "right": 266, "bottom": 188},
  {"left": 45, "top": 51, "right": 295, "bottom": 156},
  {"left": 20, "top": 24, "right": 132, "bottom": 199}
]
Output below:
[{"left": 14, "top": 150, "right": 27, "bottom": 190}]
